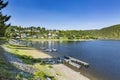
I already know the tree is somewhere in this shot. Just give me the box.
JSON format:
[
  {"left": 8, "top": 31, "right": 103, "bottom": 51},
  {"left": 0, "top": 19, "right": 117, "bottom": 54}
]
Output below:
[
  {"left": 0, "top": 0, "right": 11, "bottom": 37},
  {"left": 5, "top": 26, "right": 16, "bottom": 38}
]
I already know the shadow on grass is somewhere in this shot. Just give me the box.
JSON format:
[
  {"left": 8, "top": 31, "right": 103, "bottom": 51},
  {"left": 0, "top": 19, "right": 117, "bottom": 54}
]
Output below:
[
  {"left": 6, "top": 44, "right": 63, "bottom": 65},
  {"left": 7, "top": 44, "right": 33, "bottom": 50},
  {"left": 7, "top": 51, "right": 62, "bottom": 65},
  {"left": 0, "top": 46, "right": 33, "bottom": 79},
  {"left": 3, "top": 48, "right": 58, "bottom": 80},
  {"left": 12, "top": 47, "right": 32, "bottom": 50},
  {"left": 0, "top": 40, "right": 56, "bottom": 79}
]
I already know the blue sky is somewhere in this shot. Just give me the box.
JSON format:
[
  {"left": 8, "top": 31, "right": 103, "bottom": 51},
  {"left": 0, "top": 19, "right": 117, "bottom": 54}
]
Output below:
[{"left": 3, "top": 0, "right": 120, "bottom": 30}]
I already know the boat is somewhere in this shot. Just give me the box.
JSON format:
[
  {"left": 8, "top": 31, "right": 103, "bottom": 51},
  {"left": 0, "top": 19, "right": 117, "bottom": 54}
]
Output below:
[
  {"left": 40, "top": 47, "right": 46, "bottom": 50},
  {"left": 44, "top": 41, "right": 58, "bottom": 52},
  {"left": 45, "top": 49, "right": 52, "bottom": 52},
  {"left": 45, "top": 48, "right": 57, "bottom": 52},
  {"left": 52, "top": 48, "right": 57, "bottom": 52}
]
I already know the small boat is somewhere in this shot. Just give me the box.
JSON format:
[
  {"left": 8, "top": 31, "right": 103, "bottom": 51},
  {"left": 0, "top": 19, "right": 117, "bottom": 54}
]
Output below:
[
  {"left": 45, "top": 48, "right": 57, "bottom": 52},
  {"left": 40, "top": 47, "right": 46, "bottom": 50},
  {"left": 52, "top": 48, "right": 57, "bottom": 52},
  {"left": 45, "top": 49, "right": 52, "bottom": 52}
]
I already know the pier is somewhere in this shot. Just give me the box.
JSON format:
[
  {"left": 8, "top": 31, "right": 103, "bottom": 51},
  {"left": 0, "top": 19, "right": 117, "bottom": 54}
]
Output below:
[
  {"left": 68, "top": 61, "right": 81, "bottom": 68},
  {"left": 69, "top": 56, "right": 89, "bottom": 67},
  {"left": 64, "top": 56, "right": 89, "bottom": 67}
]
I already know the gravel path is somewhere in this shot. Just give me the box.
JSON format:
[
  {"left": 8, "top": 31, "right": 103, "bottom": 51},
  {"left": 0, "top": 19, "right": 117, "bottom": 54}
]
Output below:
[{"left": 2, "top": 46, "right": 37, "bottom": 76}]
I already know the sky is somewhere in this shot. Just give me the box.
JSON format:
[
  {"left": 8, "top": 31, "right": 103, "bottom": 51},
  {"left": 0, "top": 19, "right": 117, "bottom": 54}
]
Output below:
[{"left": 2, "top": 0, "right": 120, "bottom": 30}]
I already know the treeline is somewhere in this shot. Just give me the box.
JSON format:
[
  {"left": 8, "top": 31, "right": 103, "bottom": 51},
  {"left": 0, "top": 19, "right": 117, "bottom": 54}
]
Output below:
[
  {"left": 6, "top": 25, "right": 97, "bottom": 39},
  {"left": 57, "top": 30, "right": 97, "bottom": 39},
  {"left": 5, "top": 24, "right": 120, "bottom": 40}
]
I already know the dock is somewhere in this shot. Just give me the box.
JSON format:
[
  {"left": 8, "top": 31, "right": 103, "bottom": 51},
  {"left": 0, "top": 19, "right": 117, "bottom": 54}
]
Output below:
[
  {"left": 69, "top": 56, "right": 89, "bottom": 67},
  {"left": 64, "top": 56, "right": 89, "bottom": 67},
  {"left": 68, "top": 61, "right": 81, "bottom": 68}
]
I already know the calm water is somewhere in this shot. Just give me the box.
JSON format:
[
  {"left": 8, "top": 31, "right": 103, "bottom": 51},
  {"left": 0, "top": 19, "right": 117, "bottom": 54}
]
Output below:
[{"left": 29, "top": 40, "right": 120, "bottom": 80}]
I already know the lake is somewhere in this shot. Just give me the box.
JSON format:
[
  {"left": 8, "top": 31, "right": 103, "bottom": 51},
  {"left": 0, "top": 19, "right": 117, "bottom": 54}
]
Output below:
[{"left": 28, "top": 40, "right": 120, "bottom": 80}]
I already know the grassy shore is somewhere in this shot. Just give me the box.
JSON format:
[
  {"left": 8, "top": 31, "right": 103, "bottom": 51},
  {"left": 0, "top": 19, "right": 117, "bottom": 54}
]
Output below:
[
  {"left": 0, "top": 46, "right": 17, "bottom": 80},
  {"left": 3, "top": 43, "right": 90, "bottom": 80},
  {"left": 0, "top": 39, "right": 21, "bottom": 80}
]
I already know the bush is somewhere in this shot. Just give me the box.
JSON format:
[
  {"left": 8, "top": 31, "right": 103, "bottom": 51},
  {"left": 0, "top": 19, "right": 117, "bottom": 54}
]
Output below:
[
  {"left": 0, "top": 60, "right": 6, "bottom": 65},
  {"left": 40, "top": 60, "right": 45, "bottom": 65},
  {"left": 48, "top": 65, "right": 53, "bottom": 68},
  {"left": 34, "top": 71, "right": 46, "bottom": 80},
  {"left": 19, "top": 55, "right": 44, "bottom": 64},
  {"left": 20, "top": 55, "right": 33, "bottom": 60}
]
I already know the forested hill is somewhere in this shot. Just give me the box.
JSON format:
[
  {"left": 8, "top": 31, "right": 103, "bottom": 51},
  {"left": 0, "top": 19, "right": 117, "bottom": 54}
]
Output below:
[{"left": 88, "top": 24, "right": 120, "bottom": 39}]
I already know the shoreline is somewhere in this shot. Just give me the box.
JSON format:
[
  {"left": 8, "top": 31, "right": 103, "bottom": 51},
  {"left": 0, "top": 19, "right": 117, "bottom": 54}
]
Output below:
[
  {"left": 21, "top": 38, "right": 95, "bottom": 42},
  {"left": 4, "top": 43, "right": 90, "bottom": 80},
  {"left": 20, "top": 38, "right": 120, "bottom": 42},
  {"left": 31, "top": 49, "right": 90, "bottom": 80}
]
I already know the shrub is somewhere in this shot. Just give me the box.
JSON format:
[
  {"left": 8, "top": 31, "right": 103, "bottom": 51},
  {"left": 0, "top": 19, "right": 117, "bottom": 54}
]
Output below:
[
  {"left": 34, "top": 71, "right": 46, "bottom": 80},
  {"left": 48, "top": 65, "right": 53, "bottom": 68}
]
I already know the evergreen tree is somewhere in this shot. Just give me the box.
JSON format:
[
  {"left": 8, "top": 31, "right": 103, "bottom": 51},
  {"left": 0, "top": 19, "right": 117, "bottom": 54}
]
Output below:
[{"left": 0, "top": 0, "right": 11, "bottom": 37}]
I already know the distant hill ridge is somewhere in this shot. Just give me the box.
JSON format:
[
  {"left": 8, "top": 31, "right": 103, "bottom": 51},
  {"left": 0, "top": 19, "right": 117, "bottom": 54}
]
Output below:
[{"left": 90, "top": 24, "right": 120, "bottom": 39}]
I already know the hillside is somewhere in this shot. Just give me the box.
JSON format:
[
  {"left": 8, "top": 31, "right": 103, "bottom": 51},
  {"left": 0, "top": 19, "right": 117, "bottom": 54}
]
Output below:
[{"left": 89, "top": 24, "right": 120, "bottom": 39}]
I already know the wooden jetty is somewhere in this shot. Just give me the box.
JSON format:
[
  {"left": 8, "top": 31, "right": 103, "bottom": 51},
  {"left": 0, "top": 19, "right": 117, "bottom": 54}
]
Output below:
[
  {"left": 69, "top": 56, "right": 89, "bottom": 67},
  {"left": 68, "top": 61, "right": 81, "bottom": 68}
]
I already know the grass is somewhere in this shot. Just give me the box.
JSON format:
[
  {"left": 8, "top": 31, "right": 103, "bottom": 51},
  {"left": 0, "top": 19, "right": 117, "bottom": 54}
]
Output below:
[
  {"left": 5, "top": 44, "right": 44, "bottom": 64},
  {"left": 4, "top": 44, "right": 56, "bottom": 80},
  {"left": 0, "top": 37, "right": 6, "bottom": 40},
  {"left": 0, "top": 44, "right": 33, "bottom": 80},
  {"left": 0, "top": 60, "right": 14, "bottom": 79},
  {"left": 48, "top": 65, "right": 53, "bottom": 68},
  {"left": 0, "top": 49, "right": 16, "bottom": 80},
  {"left": 34, "top": 71, "right": 55, "bottom": 80},
  {"left": 20, "top": 55, "right": 44, "bottom": 64},
  {"left": 5, "top": 44, "right": 30, "bottom": 56},
  {"left": 34, "top": 71, "right": 47, "bottom": 80},
  {"left": 34, "top": 64, "right": 56, "bottom": 78},
  {"left": 0, "top": 40, "right": 16, "bottom": 79}
]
